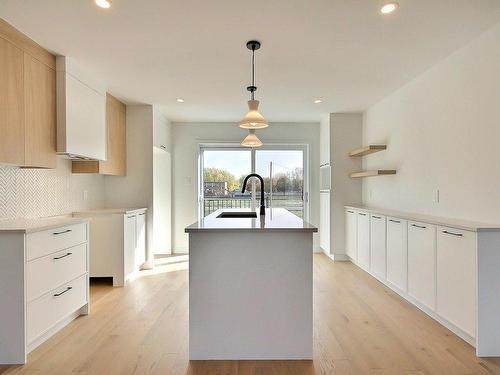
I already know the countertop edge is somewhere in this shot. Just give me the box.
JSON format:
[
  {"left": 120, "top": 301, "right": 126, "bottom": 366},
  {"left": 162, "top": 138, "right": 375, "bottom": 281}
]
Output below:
[
  {"left": 345, "top": 205, "right": 500, "bottom": 232},
  {"left": 0, "top": 217, "right": 89, "bottom": 234}
]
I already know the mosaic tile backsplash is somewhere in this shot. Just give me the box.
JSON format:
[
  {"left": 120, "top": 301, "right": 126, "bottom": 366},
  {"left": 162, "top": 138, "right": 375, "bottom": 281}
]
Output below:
[{"left": 0, "top": 158, "right": 105, "bottom": 220}]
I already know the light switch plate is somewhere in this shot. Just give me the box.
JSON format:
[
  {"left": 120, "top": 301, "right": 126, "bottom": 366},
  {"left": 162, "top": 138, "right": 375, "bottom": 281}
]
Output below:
[{"left": 433, "top": 189, "right": 440, "bottom": 203}]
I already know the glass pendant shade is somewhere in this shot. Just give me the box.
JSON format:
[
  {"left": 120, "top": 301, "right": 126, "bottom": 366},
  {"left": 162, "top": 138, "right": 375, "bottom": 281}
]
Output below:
[
  {"left": 241, "top": 129, "right": 263, "bottom": 147},
  {"left": 239, "top": 100, "right": 269, "bottom": 129}
]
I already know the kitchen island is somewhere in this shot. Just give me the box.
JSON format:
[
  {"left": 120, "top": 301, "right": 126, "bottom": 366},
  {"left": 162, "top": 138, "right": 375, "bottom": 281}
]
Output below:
[{"left": 185, "top": 208, "right": 317, "bottom": 360}]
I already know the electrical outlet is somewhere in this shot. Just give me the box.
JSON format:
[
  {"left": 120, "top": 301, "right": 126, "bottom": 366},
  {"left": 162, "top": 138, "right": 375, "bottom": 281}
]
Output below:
[
  {"left": 433, "top": 189, "right": 440, "bottom": 203},
  {"left": 83, "top": 190, "right": 88, "bottom": 201}
]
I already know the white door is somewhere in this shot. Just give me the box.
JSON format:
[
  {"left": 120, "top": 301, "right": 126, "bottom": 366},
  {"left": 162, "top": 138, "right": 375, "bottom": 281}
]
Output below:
[
  {"left": 408, "top": 221, "right": 436, "bottom": 310},
  {"left": 153, "top": 147, "right": 172, "bottom": 254},
  {"left": 124, "top": 214, "right": 136, "bottom": 278},
  {"left": 370, "top": 214, "right": 386, "bottom": 280},
  {"left": 437, "top": 226, "right": 477, "bottom": 337},
  {"left": 386, "top": 217, "right": 408, "bottom": 292},
  {"left": 136, "top": 212, "right": 146, "bottom": 269},
  {"left": 356, "top": 211, "right": 370, "bottom": 271},
  {"left": 320, "top": 193, "right": 330, "bottom": 253},
  {"left": 345, "top": 209, "right": 357, "bottom": 260}
]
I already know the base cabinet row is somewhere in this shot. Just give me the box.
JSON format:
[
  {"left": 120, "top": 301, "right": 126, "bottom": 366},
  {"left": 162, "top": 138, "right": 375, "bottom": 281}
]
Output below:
[{"left": 345, "top": 208, "right": 477, "bottom": 345}]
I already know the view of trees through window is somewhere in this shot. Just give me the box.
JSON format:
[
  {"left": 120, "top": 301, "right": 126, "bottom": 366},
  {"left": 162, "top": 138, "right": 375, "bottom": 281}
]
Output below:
[{"left": 202, "top": 149, "right": 305, "bottom": 218}]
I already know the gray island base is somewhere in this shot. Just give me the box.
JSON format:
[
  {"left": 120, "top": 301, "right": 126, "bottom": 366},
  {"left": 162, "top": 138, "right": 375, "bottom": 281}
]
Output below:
[{"left": 185, "top": 208, "right": 318, "bottom": 360}]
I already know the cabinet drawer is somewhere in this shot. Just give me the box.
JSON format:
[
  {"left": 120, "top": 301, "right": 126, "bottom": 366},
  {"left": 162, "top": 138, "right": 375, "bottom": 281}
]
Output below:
[
  {"left": 27, "top": 243, "right": 87, "bottom": 302},
  {"left": 27, "top": 274, "right": 87, "bottom": 344},
  {"left": 26, "top": 223, "right": 87, "bottom": 261},
  {"left": 437, "top": 226, "right": 477, "bottom": 337}
]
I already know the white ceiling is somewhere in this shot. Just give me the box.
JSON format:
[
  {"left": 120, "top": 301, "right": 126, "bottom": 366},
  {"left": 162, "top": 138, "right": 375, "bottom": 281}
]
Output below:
[{"left": 1, "top": 0, "right": 500, "bottom": 122}]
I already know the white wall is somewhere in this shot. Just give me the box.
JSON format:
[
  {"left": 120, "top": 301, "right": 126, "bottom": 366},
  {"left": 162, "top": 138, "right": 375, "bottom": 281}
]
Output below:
[
  {"left": 171, "top": 122, "right": 320, "bottom": 253},
  {"left": 363, "top": 22, "right": 500, "bottom": 223}
]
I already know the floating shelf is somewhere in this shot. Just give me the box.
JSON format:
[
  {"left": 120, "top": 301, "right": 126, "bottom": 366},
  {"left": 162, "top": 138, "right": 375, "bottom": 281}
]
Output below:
[
  {"left": 350, "top": 170, "right": 397, "bottom": 178},
  {"left": 349, "top": 145, "right": 387, "bottom": 157}
]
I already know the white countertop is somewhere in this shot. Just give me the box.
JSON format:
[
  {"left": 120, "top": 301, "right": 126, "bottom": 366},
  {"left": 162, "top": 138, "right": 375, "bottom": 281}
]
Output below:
[
  {"left": 185, "top": 208, "right": 318, "bottom": 233},
  {"left": 0, "top": 216, "right": 89, "bottom": 234},
  {"left": 345, "top": 204, "right": 500, "bottom": 232},
  {"left": 73, "top": 208, "right": 147, "bottom": 215}
]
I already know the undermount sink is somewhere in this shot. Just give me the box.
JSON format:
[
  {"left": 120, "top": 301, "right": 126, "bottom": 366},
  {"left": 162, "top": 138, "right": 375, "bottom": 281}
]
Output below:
[{"left": 217, "top": 211, "right": 257, "bottom": 218}]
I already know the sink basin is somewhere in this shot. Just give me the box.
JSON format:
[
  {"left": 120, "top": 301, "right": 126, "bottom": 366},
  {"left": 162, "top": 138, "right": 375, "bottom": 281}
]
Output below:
[{"left": 217, "top": 211, "right": 257, "bottom": 218}]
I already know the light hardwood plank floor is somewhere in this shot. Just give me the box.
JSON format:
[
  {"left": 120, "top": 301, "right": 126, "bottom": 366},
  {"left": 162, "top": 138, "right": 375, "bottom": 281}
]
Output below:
[{"left": 1, "top": 254, "right": 499, "bottom": 375}]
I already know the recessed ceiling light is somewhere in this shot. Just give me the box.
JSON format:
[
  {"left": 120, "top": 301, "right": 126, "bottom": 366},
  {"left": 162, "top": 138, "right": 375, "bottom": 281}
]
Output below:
[
  {"left": 176, "top": 98, "right": 185, "bottom": 103},
  {"left": 381, "top": 2, "right": 398, "bottom": 14},
  {"left": 95, "top": 0, "right": 111, "bottom": 9},
  {"left": 314, "top": 99, "right": 322, "bottom": 104}
]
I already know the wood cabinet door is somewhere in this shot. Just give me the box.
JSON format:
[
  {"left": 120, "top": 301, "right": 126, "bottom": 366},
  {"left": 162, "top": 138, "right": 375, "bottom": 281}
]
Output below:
[
  {"left": 356, "top": 211, "right": 370, "bottom": 271},
  {"left": 24, "top": 53, "right": 56, "bottom": 168},
  {"left": 100, "top": 93, "right": 126, "bottom": 176},
  {"left": 0, "top": 37, "right": 24, "bottom": 165},
  {"left": 437, "top": 226, "right": 476, "bottom": 337},
  {"left": 386, "top": 217, "right": 408, "bottom": 292},
  {"left": 345, "top": 209, "right": 357, "bottom": 260},
  {"left": 408, "top": 221, "right": 436, "bottom": 310},
  {"left": 370, "top": 214, "right": 386, "bottom": 280}
]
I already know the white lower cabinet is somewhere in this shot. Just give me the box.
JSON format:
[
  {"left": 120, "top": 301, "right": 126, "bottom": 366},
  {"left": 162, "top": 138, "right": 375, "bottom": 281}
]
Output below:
[
  {"left": 356, "top": 211, "right": 370, "bottom": 270},
  {"left": 345, "top": 209, "right": 357, "bottom": 260},
  {"left": 135, "top": 211, "right": 146, "bottom": 269},
  {"left": 407, "top": 221, "right": 436, "bottom": 310},
  {"left": 386, "top": 217, "right": 408, "bottom": 292},
  {"left": 320, "top": 193, "right": 330, "bottom": 253},
  {"left": 370, "top": 214, "right": 386, "bottom": 280},
  {"left": 0, "top": 220, "right": 89, "bottom": 364},
  {"left": 124, "top": 213, "right": 137, "bottom": 279},
  {"left": 437, "top": 226, "right": 477, "bottom": 337}
]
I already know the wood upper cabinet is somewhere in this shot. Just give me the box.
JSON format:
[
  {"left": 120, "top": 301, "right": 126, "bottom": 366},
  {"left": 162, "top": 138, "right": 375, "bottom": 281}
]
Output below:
[
  {"left": 72, "top": 93, "right": 126, "bottom": 176},
  {"left": 0, "top": 20, "right": 56, "bottom": 168},
  {"left": 24, "top": 53, "right": 56, "bottom": 168}
]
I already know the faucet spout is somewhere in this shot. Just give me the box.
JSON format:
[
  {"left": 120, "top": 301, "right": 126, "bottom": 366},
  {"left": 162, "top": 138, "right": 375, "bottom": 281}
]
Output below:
[{"left": 241, "top": 173, "right": 266, "bottom": 216}]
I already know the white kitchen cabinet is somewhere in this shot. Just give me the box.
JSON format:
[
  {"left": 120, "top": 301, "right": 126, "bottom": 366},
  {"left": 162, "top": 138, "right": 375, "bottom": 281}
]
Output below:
[
  {"left": 73, "top": 208, "right": 147, "bottom": 287},
  {"left": 370, "top": 214, "right": 386, "bottom": 280},
  {"left": 56, "top": 56, "right": 106, "bottom": 160},
  {"left": 386, "top": 217, "right": 408, "bottom": 292},
  {"left": 407, "top": 221, "right": 436, "bottom": 310},
  {"left": 0, "top": 219, "right": 89, "bottom": 364},
  {"left": 135, "top": 211, "right": 146, "bottom": 268},
  {"left": 356, "top": 211, "right": 370, "bottom": 271},
  {"left": 320, "top": 193, "right": 330, "bottom": 253},
  {"left": 345, "top": 209, "right": 357, "bottom": 260},
  {"left": 437, "top": 226, "right": 476, "bottom": 337}
]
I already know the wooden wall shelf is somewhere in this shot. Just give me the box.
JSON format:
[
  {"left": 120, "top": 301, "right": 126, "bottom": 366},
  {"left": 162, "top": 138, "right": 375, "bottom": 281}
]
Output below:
[
  {"left": 350, "top": 170, "right": 396, "bottom": 178},
  {"left": 349, "top": 145, "right": 387, "bottom": 157}
]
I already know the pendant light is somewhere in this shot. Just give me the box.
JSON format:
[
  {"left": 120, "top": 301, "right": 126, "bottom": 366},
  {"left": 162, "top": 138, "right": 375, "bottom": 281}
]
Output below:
[
  {"left": 239, "top": 41, "right": 268, "bottom": 130},
  {"left": 241, "top": 129, "right": 263, "bottom": 148}
]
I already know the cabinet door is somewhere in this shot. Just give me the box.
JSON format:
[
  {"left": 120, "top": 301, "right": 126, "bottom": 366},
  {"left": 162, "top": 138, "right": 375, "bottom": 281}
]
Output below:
[
  {"left": 356, "top": 211, "right": 370, "bottom": 271},
  {"left": 370, "top": 214, "right": 386, "bottom": 280},
  {"left": 24, "top": 53, "right": 56, "bottom": 168},
  {"left": 408, "top": 221, "right": 436, "bottom": 310},
  {"left": 124, "top": 214, "right": 136, "bottom": 278},
  {"left": 0, "top": 37, "right": 24, "bottom": 165},
  {"left": 320, "top": 193, "right": 330, "bottom": 253},
  {"left": 386, "top": 217, "right": 408, "bottom": 292},
  {"left": 437, "top": 226, "right": 476, "bottom": 337},
  {"left": 135, "top": 212, "right": 146, "bottom": 269},
  {"left": 99, "top": 93, "right": 126, "bottom": 176},
  {"left": 345, "top": 209, "right": 357, "bottom": 260}
]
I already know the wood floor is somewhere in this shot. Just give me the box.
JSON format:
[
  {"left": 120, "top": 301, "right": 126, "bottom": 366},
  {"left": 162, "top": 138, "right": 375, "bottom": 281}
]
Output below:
[{"left": 1, "top": 254, "right": 499, "bottom": 375}]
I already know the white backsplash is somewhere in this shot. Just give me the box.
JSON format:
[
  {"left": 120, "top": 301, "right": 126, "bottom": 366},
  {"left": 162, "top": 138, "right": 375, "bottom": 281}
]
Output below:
[{"left": 0, "top": 158, "right": 104, "bottom": 220}]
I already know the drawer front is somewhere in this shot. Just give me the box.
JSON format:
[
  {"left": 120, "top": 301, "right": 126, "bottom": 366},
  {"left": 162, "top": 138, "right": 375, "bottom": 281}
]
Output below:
[
  {"left": 27, "top": 274, "right": 87, "bottom": 344},
  {"left": 27, "top": 223, "right": 87, "bottom": 261},
  {"left": 27, "top": 243, "right": 88, "bottom": 302},
  {"left": 437, "top": 226, "right": 477, "bottom": 337}
]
